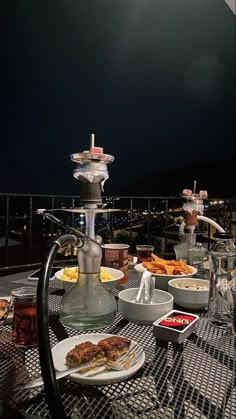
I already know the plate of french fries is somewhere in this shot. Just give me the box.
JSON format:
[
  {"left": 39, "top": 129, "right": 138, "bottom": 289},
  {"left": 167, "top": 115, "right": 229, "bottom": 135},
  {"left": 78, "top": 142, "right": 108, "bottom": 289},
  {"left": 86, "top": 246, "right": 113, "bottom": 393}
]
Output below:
[
  {"left": 134, "top": 254, "right": 197, "bottom": 291},
  {"left": 54, "top": 266, "right": 124, "bottom": 290}
]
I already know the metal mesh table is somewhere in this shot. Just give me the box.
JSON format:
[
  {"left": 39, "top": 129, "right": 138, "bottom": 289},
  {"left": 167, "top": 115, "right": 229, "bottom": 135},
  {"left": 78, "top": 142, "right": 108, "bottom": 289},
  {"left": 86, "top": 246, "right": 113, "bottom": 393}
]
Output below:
[{"left": 0, "top": 269, "right": 235, "bottom": 419}]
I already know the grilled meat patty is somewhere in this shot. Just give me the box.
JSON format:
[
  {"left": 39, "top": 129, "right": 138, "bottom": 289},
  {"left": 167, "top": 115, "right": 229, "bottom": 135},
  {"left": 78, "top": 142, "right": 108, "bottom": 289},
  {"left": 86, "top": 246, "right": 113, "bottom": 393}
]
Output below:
[
  {"left": 98, "top": 336, "right": 131, "bottom": 361},
  {"left": 65, "top": 341, "right": 106, "bottom": 367}
]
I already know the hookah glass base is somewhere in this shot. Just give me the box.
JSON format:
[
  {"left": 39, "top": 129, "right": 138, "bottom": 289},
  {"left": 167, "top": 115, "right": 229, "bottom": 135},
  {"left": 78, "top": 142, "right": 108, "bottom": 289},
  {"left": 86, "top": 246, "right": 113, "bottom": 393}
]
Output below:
[{"left": 60, "top": 272, "right": 117, "bottom": 330}]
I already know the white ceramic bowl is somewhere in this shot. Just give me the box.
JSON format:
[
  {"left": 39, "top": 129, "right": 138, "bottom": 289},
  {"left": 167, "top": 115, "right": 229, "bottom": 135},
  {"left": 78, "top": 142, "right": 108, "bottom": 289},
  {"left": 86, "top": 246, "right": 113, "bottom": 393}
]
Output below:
[
  {"left": 118, "top": 288, "right": 174, "bottom": 325},
  {"left": 168, "top": 278, "right": 210, "bottom": 309},
  {"left": 54, "top": 266, "right": 124, "bottom": 291},
  {"left": 134, "top": 263, "right": 197, "bottom": 291}
]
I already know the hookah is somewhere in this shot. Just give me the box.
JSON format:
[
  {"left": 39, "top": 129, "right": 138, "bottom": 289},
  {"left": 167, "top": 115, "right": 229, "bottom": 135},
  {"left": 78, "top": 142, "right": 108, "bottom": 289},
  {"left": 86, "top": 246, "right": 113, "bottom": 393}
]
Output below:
[
  {"left": 176, "top": 183, "right": 235, "bottom": 331},
  {"left": 174, "top": 181, "right": 225, "bottom": 268},
  {"left": 35, "top": 133, "right": 119, "bottom": 418}
]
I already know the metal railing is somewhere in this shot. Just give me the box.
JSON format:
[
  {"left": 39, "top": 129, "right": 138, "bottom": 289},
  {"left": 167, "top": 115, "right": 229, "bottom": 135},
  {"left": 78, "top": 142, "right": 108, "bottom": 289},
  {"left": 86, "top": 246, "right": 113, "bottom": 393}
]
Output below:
[{"left": 0, "top": 193, "right": 235, "bottom": 274}]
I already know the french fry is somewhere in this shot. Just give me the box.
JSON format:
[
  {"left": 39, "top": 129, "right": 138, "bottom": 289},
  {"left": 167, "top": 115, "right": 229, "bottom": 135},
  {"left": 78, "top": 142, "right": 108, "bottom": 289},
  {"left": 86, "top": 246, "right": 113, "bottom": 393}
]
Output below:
[
  {"left": 178, "top": 260, "right": 192, "bottom": 273},
  {"left": 151, "top": 254, "right": 169, "bottom": 264},
  {"left": 142, "top": 255, "right": 193, "bottom": 276}
]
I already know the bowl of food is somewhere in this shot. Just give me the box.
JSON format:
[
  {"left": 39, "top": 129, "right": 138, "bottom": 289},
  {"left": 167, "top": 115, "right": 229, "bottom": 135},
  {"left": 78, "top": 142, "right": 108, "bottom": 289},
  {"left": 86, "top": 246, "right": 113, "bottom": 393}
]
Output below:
[
  {"left": 54, "top": 266, "right": 124, "bottom": 291},
  {"left": 118, "top": 288, "right": 174, "bottom": 325},
  {"left": 168, "top": 278, "right": 209, "bottom": 309},
  {"left": 134, "top": 254, "right": 197, "bottom": 291}
]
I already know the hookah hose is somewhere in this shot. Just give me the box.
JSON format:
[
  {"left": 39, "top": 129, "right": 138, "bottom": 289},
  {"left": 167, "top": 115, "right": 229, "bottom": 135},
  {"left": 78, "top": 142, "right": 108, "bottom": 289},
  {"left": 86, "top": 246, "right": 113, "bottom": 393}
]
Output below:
[{"left": 37, "top": 234, "right": 82, "bottom": 419}]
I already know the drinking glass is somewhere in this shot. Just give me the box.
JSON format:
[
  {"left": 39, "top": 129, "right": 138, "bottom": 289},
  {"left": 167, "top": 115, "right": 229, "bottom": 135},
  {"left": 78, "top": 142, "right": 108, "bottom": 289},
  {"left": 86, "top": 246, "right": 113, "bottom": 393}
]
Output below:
[
  {"left": 11, "top": 287, "right": 38, "bottom": 347},
  {"left": 136, "top": 245, "right": 154, "bottom": 263}
]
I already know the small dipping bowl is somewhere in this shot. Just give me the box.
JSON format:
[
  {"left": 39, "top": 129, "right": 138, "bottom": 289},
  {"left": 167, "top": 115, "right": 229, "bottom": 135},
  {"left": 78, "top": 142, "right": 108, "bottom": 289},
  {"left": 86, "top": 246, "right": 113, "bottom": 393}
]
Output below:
[
  {"left": 168, "top": 278, "right": 209, "bottom": 310},
  {"left": 118, "top": 288, "right": 174, "bottom": 325}
]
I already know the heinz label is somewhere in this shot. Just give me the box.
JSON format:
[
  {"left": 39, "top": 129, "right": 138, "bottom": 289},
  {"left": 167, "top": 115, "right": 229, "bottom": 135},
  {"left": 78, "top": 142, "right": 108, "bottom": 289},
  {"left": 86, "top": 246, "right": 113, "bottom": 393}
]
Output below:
[
  {"left": 101, "top": 245, "right": 129, "bottom": 284},
  {"left": 160, "top": 312, "right": 196, "bottom": 331}
]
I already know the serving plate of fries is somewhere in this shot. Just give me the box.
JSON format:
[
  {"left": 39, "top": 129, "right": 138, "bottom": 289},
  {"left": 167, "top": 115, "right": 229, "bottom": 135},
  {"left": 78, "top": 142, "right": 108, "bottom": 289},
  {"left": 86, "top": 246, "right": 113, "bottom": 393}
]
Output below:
[{"left": 134, "top": 254, "right": 197, "bottom": 291}]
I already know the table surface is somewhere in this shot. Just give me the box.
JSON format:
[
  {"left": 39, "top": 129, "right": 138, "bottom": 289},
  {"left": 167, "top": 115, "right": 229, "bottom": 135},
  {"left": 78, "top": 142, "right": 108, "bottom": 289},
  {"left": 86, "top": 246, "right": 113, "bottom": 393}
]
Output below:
[{"left": 0, "top": 268, "right": 235, "bottom": 419}]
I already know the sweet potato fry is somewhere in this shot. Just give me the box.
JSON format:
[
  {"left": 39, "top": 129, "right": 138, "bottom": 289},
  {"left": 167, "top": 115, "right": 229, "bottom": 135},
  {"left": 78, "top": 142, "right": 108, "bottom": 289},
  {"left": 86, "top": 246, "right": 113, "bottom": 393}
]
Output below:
[
  {"left": 151, "top": 254, "right": 168, "bottom": 264},
  {"left": 142, "top": 254, "right": 193, "bottom": 276},
  {"left": 165, "top": 260, "right": 181, "bottom": 266},
  {"left": 178, "top": 260, "right": 192, "bottom": 273}
]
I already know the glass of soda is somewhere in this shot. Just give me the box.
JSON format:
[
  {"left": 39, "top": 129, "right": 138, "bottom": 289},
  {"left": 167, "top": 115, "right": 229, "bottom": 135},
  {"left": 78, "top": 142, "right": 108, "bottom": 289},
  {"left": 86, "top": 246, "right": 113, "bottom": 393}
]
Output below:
[
  {"left": 11, "top": 287, "right": 38, "bottom": 347},
  {"left": 136, "top": 245, "right": 154, "bottom": 264}
]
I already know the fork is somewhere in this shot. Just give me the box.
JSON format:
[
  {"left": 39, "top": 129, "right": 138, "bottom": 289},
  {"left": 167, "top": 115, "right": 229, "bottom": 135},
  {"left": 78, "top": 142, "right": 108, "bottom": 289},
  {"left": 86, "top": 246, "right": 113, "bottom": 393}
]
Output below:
[
  {"left": 81, "top": 345, "right": 143, "bottom": 376},
  {"left": 20, "top": 343, "right": 143, "bottom": 388},
  {"left": 104, "top": 345, "right": 143, "bottom": 371}
]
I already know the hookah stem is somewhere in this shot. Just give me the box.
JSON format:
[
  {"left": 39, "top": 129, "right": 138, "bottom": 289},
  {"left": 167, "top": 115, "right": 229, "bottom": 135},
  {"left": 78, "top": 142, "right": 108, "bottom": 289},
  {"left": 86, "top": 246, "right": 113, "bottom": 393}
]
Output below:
[
  {"left": 85, "top": 211, "right": 96, "bottom": 241},
  {"left": 41, "top": 211, "right": 98, "bottom": 245},
  {"left": 84, "top": 211, "right": 97, "bottom": 314}
]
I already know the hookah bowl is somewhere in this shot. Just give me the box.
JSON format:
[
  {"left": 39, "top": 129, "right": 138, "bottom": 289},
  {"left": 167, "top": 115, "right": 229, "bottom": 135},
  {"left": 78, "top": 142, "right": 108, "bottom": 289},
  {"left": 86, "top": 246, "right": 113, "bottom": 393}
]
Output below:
[
  {"left": 59, "top": 223, "right": 117, "bottom": 330},
  {"left": 182, "top": 186, "right": 207, "bottom": 228}
]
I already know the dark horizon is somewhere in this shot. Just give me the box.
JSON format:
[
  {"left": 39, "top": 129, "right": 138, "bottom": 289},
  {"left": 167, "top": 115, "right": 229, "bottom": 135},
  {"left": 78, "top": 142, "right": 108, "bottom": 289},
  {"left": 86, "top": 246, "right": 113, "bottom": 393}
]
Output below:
[{"left": 1, "top": 158, "right": 235, "bottom": 200}]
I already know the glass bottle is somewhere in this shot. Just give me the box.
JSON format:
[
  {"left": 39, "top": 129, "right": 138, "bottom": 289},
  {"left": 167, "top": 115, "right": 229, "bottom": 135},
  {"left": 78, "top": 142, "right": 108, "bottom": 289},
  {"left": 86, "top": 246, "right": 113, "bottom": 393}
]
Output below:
[
  {"left": 188, "top": 242, "right": 207, "bottom": 278},
  {"left": 60, "top": 211, "right": 117, "bottom": 330},
  {"left": 60, "top": 270, "right": 117, "bottom": 330},
  {"left": 207, "top": 232, "right": 236, "bottom": 328},
  {"left": 174, "top": 232, "right": 196, "bottom": 264}
]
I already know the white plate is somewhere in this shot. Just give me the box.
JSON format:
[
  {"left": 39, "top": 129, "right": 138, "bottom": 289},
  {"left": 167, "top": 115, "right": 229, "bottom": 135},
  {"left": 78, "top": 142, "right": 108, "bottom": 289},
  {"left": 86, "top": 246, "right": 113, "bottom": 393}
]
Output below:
[
  {"left": 0, "top": 296, "right": 13, "bottom": 324},
  {"left": 51, "top": 333, "right": 145, "bottom": 385}
]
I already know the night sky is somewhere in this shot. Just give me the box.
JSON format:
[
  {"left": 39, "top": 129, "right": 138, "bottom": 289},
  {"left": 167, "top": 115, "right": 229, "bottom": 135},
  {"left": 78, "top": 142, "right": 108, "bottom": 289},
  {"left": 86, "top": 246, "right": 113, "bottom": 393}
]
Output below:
[{"left": 1, "top": 1, "right": 235, "bottom": 197}]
